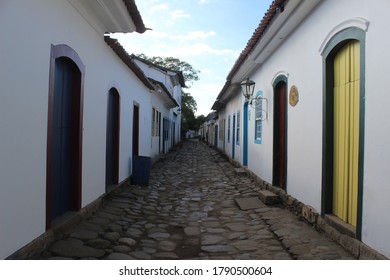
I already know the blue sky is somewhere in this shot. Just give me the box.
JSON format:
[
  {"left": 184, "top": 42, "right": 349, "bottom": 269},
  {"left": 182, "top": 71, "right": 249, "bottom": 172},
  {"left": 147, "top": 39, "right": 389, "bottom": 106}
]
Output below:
[{"left": 113, "top": 0, "right": 273, "bottom": 116}]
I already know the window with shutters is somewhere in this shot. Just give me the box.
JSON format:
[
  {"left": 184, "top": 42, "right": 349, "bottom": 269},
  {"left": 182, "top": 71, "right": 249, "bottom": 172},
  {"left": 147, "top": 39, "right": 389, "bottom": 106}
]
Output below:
[{"left": 255, "top": 91, "right": 263, "bottom": 144}]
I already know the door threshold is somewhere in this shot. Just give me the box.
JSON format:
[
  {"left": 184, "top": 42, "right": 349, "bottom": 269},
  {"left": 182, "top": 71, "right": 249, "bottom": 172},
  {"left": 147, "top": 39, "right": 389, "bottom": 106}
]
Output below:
[
  {"left": 324, "top": 214, "right": 356, "bottom": 238},
  {"left": 50, "top": 211, "right": 79, "bottom": 232}
]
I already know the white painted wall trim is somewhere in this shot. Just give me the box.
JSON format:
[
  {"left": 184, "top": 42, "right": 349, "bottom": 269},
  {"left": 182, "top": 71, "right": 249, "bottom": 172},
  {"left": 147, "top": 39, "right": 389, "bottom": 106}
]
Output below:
[
  {"left": 271, "top": 71, "right": 289, "bottom": 85},
  {"left": 319, "top": 17, "right": 370, "bottom": 54}
]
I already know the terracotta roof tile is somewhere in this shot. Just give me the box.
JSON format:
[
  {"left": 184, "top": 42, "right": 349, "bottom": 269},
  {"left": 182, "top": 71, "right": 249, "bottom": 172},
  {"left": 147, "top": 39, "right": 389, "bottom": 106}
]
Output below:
[
  {"left": 148, "top": 78, "right": 179, "bottom": 107},
  {"left": 123, "top": 0, "right": 147, "bottom": 33},
  {"left": 131, "top": 55, "right": 187, "bottom": 88},
  {"left": 104, "top": 36, "right": 154, "bottom": 90},
  {"left": 226, "top": 0, "right": 288, "bottom": 81}
]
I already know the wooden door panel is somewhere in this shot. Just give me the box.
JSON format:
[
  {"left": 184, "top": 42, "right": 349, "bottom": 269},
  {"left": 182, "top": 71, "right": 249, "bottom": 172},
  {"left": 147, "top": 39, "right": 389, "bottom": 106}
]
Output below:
[
  {"left": 273, "top": 81, "right": 287, "bottom": 189},
  {"left": 106, "top": 89, "right": 120, "bottom": 187},
  {"left": 332, "top": 41, "right": 359, "bottom": 226}
]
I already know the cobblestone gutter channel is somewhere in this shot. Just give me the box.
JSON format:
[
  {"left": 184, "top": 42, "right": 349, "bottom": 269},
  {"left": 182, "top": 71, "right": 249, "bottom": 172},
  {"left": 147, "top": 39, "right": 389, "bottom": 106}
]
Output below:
[{"left": 14, "top": 140, "right": 385, "bottom": 260}]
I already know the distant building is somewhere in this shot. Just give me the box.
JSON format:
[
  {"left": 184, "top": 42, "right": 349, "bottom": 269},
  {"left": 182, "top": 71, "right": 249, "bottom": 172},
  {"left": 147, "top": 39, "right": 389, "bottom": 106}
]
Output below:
[
  {"left": 185, "top": 130, "right": 196, "bottom": 139},
  {"left": 132, "top": 55, "right": 185, "bottom": 161}
]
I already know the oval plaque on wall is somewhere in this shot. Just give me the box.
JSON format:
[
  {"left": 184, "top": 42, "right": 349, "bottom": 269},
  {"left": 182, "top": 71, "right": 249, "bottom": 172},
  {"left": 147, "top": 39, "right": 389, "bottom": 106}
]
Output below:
[{"left": 289, "top": 85, "right": 299, "bottom": 107}]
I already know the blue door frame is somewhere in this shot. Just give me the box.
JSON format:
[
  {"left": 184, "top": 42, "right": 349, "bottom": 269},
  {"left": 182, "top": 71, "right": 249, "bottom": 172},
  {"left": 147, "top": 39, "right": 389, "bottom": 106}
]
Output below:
[{"left": 243, "top": 102, "right": 249, "bottom": 166}]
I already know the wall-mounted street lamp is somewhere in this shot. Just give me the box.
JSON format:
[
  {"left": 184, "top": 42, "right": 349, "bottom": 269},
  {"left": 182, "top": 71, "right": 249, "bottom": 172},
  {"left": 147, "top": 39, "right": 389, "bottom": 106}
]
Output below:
[
  {"left": 240, "top": 77, "right": 256, "bottom": 100},
  {"left": 240, "top": 77, "right": 268, "bottom": 120}
]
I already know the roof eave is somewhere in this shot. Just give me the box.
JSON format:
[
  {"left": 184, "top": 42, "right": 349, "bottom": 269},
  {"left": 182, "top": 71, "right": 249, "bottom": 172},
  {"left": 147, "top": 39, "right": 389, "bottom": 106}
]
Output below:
[
  {"left": 123, "top": 0, "right": 147, "bottom": 33},
  {"left": 132, "top": 55, "right": 187, "bottom": 87},
  {"left": 218, "top": 0, "right": 322, "bottom": 101},
  {"left": 68, "top": 0, "right": 146, "bottom": 34},
  {"left": 104, "top": 36, "right": 154, "bottom": 90},
  {"left": 149, "top": 78, "right": 179, "bottom": 108}
]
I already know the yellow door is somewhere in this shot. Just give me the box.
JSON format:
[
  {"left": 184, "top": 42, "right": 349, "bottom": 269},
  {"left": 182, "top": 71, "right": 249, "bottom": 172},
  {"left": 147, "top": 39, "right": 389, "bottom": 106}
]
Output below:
[{"left": 333, "top": 41, "right": 360, "bottom": 226}]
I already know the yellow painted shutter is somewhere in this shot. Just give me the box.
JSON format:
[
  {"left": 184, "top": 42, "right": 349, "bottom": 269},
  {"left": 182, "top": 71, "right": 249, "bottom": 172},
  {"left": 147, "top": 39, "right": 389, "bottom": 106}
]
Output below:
[{"left": 333, "top": 41, "right": 360, "bottom": 226}]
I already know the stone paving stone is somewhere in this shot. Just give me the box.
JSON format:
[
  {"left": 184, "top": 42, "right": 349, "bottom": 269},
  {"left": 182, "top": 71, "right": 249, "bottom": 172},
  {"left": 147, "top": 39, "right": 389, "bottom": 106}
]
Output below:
[
  {"left": 125, "top": 228, "right": 143, "bottom": 238},
  {"left": 49, "top": 239, "right": 105, "bottom": 258},
  {"left": 201, "top": 245, "right": 236, "bottom": 253},
  {"left": 85, "top": 238, "right": 112, "bottom": 249},
  {"left": 106, "top": 253, "right": 135, "bottom": 260},
  {"left": 70, "top": 229, "right": 98, "bottom": 241},
  {"left": 108, "top": 224, "right": 123, "bottom": 233},
  {"left": 158, "top": 240, "right": 177, "bottom": 251},
  {"left": 155, "top": 252, "right": 179, "bottom": 259},
  {"left": 103, "top": 232, "right": 120, "bottom": 242},
  {"left": 96, "top": 211, "right": 120, "bottom": 221},
  {"left": 112, "top": 245, "right": 131, "bottom": 253},
  {"left": 131, "top": 251, "right": 152, "bottom": 260},
  {"left": 201, "top": 235, "right": 225, "bottom": 245},
  {"left": 77, "top": 222, "right": 104, "bottom": 232},
  {"left": 88, "top": 216, "right": 111, "bottom": 226},
  {"left": 232, "top": 240, "right": 260, "bottom": 251},
  {"left": 235, "top": 197, "right": 265, "bottom": 210},
  {"left": 118, "top": 237, "right": 137, "bottom": 247},
  {"left": 184, "top": 227, "right": 200, "bottom": 236},
  {"left": 149, "top": 232, "right": 170, "bottom": 240},
  {"left": 32, "top": 140, "right": 356, "bottom": 260},
  {"left": 225, "top": 223, "right": 249, "bottom": 232}
]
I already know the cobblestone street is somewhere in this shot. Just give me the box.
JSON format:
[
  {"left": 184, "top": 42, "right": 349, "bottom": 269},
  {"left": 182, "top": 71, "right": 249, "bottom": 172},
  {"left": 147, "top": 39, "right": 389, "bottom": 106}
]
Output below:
[{"left": 33, "top": 140, "right": 355, "bottom": 260}]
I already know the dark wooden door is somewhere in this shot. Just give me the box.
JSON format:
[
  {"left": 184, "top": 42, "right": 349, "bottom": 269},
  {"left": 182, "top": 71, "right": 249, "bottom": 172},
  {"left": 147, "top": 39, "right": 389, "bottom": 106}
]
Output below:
[
  {"left": 214, "top": 125, "right": 218, "bottom": 147},
  {"left": 133, "top": 104, "right": 139, "bottom": 156},
  {"left": 162, "top": 119, "right": 166, "bottom": 154},
  {"left": 273, "top": 81, "right": 287, "bottom": 189},
  {"left": 232, "top": 114, "right": 236, "bottom": 159},
  {"left": 106, "top": 88, "right": 120, "bottom": 189},
  {"left": 51, "top": 57, "right": 81, "bottom": 220}
]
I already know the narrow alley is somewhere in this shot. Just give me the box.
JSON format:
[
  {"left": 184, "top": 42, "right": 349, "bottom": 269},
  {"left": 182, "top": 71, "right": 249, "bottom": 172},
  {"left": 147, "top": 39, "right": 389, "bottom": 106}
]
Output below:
[{"left": 32, "top": 140, "right": 355, "bottom": 260}]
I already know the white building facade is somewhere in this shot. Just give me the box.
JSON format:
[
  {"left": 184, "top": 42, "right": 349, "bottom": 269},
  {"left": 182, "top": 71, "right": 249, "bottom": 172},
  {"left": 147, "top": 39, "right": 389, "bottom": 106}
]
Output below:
[
  {"left": 0, "top": 0, "right": 155, "bottom": 259},
  {"left": 212, "top": 0, "right": 390, "bottom": 259},
  {"left": 132, "top": 56, "right": 184, "bottom": 162}
]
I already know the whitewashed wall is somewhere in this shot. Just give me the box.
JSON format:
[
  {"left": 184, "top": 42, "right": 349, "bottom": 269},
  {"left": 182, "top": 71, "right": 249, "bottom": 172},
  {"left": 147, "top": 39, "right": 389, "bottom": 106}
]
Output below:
[
  {"left": 243, "top": 0, "right": 390, "bottom": 257},
  {"left": 0, "top": 0, "right": 151, "bottom": 259},
  {"left": 134, "top": 60, "right": 181, "bottom": 152},
  {"left": 150, "top": 93, "right": 170, "bottom": 161}
]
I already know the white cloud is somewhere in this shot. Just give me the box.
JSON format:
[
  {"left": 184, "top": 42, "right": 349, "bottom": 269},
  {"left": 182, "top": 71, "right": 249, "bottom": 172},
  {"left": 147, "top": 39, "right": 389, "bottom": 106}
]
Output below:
[
  {"left": 192, "top": 82, "right": 223, "bottom": 115},
  {"left": 198, "top": 83, "right": 223, "bottom": 93},
  {"left": 151, "top": 4, "right": 169, "bottom": 12},
  {"left": 144, "top": 30, "right": 169, "bottom": 39},
  {"left": 174, "top": 31, "right": 216, "bottom": 41},
  {"left": 171, "top": 10, "right": 190, "bottom": 19},
  {"left": 197, "top": 0, "right": 209, "bottom": 4},
  {"left": 200, "top": 68, "right": 212, "bottom": 74}
]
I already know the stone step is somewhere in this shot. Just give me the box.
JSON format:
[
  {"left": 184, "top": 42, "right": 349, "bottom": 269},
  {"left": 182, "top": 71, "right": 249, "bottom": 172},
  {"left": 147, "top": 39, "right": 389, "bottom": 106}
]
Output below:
[
  {"left": 258, "top": 190, "right": 279, "bottom": 205},
  {"left": 234, "top": 168, "right": 248, "bottom": 177}
]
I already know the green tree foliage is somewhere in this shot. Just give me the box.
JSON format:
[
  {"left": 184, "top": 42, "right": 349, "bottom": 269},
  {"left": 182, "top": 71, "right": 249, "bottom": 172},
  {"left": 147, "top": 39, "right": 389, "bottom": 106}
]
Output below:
[
  {"left": 136, "top": 54, "right": 201, "bottom": 138},
  {"left": 195, "top": 114, "right": 206, "bottom": 129},
  {"left": 181, "top": 92, "right": 197, "bottom": 135},
  {"left": 137, "top": 54, "right": 200, "bottom": 87}
]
